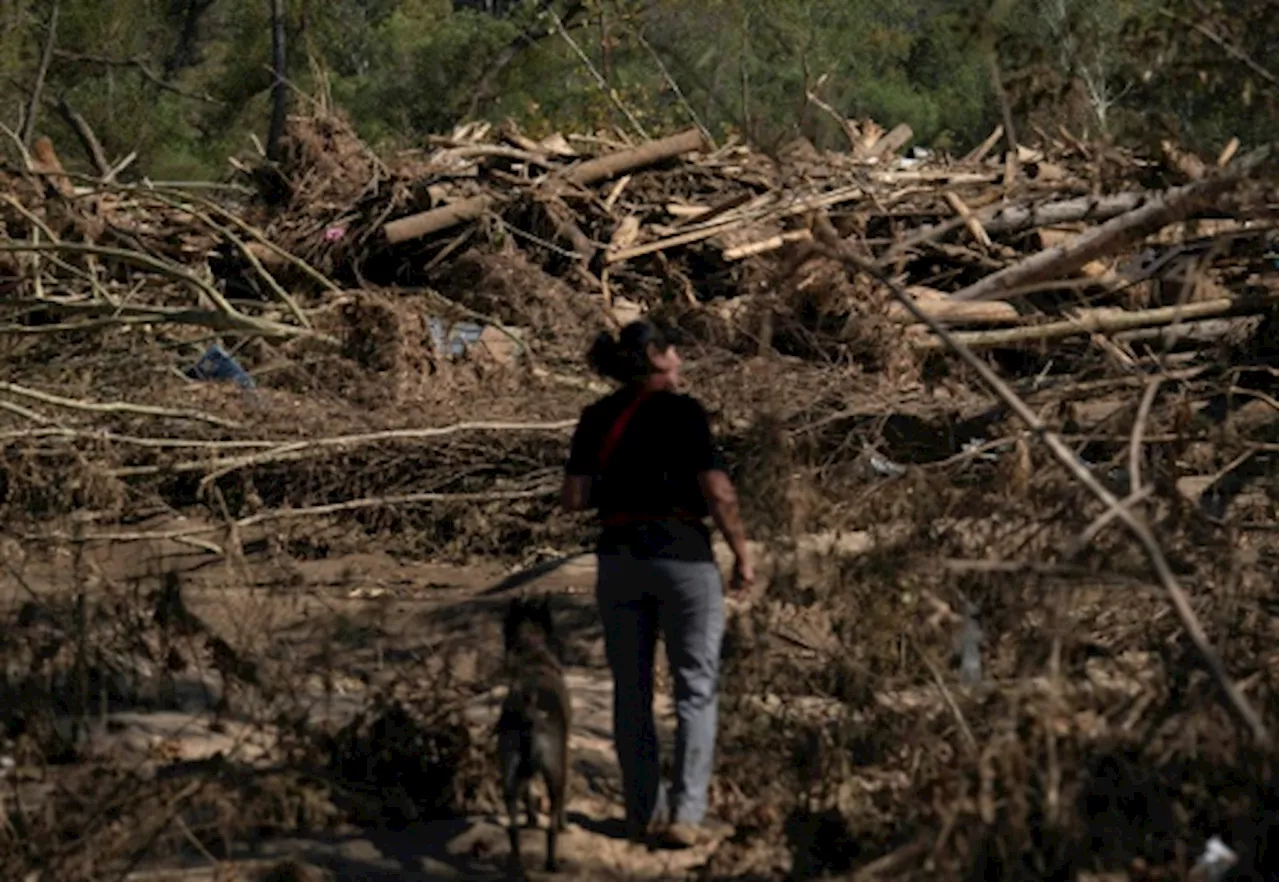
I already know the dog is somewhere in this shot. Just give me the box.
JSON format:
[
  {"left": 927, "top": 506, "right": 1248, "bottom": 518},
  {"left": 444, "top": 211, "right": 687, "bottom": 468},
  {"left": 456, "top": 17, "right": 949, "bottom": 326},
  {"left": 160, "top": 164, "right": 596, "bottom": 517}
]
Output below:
[{"left": 496, "top": 595, "right": 572, "bottom": 874}]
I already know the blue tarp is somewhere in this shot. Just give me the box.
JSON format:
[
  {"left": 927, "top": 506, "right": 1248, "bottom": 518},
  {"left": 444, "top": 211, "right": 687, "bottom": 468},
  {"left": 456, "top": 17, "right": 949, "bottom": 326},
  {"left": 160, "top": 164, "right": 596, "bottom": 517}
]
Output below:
[
  {"left": 427, "top": 318, "right": 486, "bottom": 356},
  {"left": 184, "top": 344, "right": 255, "bottom": 389}
]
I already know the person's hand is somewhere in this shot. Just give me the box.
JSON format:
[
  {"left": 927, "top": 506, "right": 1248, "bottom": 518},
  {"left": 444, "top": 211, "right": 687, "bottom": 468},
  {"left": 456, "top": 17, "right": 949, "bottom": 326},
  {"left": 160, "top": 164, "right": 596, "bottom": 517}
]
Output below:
[{"left": 729, "top": 554, "right": 755, "bottom": 593}]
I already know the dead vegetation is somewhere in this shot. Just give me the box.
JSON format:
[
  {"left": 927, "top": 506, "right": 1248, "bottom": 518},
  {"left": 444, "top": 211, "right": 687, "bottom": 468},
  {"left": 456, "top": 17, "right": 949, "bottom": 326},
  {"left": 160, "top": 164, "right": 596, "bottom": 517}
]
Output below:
[{"left": 0, "top": 98, "right": 1276, "bottom": 880}]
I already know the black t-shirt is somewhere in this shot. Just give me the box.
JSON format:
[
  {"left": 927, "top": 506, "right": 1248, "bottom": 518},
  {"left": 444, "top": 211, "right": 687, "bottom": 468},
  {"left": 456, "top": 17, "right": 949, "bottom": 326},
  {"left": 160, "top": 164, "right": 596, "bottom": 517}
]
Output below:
[{"left": 566, "top": 387, "right": 727, "bottom": 562}]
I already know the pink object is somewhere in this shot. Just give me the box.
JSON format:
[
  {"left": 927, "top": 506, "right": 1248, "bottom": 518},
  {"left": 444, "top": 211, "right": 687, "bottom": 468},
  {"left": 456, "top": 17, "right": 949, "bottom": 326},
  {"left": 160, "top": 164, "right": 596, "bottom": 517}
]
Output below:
[{"left": 324, "top": 226, "right": 346, "bottom": 242}]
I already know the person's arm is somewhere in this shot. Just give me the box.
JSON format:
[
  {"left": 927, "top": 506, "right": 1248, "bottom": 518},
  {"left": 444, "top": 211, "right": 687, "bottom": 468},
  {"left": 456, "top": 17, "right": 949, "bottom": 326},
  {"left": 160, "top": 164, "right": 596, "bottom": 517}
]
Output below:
[
  {"left": 686, "top": 398, "right": 754, "bottom": 589},
  {"left": 561, "top": 474, "right": 592, "bottom": 512},
  {"left": 698, "top": 469, "right": 750, "bottom": 562},
  {"left": 562, "top": 406, "right": 597, "bottom": 513}
]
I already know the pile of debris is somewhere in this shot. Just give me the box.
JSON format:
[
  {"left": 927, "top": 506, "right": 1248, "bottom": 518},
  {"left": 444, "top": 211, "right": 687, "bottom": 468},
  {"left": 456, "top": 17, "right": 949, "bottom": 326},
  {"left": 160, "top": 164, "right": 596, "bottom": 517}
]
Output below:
[
  {"left": 0, "top": 102, "right": 1277, "bottom": 881},
  {"left": 0, "top": 105, "right": 1274, "bottom": 552}
]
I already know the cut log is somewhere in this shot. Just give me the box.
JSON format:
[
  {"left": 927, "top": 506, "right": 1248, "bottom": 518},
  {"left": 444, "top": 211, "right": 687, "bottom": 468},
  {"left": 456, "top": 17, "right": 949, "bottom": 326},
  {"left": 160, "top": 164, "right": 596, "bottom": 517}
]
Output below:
[
  {"left": 910, "top": 295, "right": 1277, "bottom": 350},
  {"left": 1217, "top": 137, "right": 1240, "bottom": 167},
  {"left": 867, "top": 123, "right": 912, "bottom": 159},
  {"left": 1161, "top": 139, "right": 1207, "bottom": 180},
  {"left": 542, "top": 195, "right": 595, "bottom": 260},
  {"left": 887, "top": 287, "right": 1020, "bottom": 325},
  {"left": 564, "top": 127, "right": 707, "bottom": 186},
  {"left": 963, "top": 125, "right": 1004, "bottom": 164},
  {"left": 723, "top": 229, "right": 812, "bottom": 260},
  {"left": 949, "top": 150, "right": 1269, "bottom": 302},
  {"left": 984, "top": 192, "right": 1149, "bottom": 235},
  {"left": 383, "top": 195, "right": 493, "bottom": 245},
  {"left": 943, "top": 191, "right": 992, "bottom": 249}
]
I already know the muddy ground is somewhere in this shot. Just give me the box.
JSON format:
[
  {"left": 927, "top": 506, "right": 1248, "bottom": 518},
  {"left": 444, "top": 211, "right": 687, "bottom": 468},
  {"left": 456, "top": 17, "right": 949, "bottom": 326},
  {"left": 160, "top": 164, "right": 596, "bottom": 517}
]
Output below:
[{"left": 1, "top": 520, "right": 778, "bottom": 881}]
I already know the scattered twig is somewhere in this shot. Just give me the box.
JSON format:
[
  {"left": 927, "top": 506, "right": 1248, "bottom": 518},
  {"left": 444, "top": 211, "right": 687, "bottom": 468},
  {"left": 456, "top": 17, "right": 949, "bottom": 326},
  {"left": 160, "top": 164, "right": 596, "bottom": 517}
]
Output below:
[
  {"left": 30, "top": 488, "right": 559, "bottom": 544},
  {"left": 909, "top": 636, "right": 978, "bottom": 758},
  {"left": 1129, "top": 378, "right": 1163, "bottom": 495},
  {"left": 192, "top": 420, "right": 578, "bottom": 489},
  {"left": 0, "top": 380, "right": 241, "bottom": 429}
]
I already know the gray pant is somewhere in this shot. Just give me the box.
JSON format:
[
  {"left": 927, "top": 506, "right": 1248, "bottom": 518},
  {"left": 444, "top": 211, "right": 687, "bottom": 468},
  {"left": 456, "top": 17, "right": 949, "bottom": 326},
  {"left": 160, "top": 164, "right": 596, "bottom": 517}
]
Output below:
[{"left": 596, "top": 552, "right": 725, "bottom": 827}]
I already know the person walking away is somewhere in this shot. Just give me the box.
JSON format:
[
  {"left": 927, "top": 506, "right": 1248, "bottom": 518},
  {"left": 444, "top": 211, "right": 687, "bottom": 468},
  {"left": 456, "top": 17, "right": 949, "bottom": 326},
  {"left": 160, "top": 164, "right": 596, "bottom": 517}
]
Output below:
[{"left": 560, "top": 319, "right": 755, "bottom": 849}]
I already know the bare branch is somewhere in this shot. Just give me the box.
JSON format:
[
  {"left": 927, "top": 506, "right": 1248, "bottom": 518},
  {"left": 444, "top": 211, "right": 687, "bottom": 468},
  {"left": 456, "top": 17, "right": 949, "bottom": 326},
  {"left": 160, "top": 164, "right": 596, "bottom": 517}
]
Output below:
[
  {"left": 811, "top": 214, "right": 1275, "bottom": 752},
  {"left": 53, "top": 97, "right": 110, "bottom": 177},
  {"left": 0, "top": 380, "right": 240, "bottom": 428},
  {"left": 1158, "top": 9, "right": 1276, "bottom": 86},
  {"left": 50, "top": 49, "right": 226, "bottom": 104},
  {"left": 19, "top": 1, "right": 59, "bottom": 146},
  {"left": 27, "top": 488, "right": 558, "bottom": 544}
]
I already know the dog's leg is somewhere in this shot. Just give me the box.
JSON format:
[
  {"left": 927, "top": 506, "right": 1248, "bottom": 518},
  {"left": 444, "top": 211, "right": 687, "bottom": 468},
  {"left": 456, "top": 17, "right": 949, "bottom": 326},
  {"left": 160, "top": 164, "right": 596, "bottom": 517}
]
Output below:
[
  {"left": 555, "top": 750, "right": 569, "bottom": 832},
  {"left": 500, "top": 733, "right": 525, "bottom": 875},
  {"left": 523, "top": 779, "right": 539, "bottom": 829},
  {"left": 543, "top": 765, "right": 564, "bottom": 872},
  {"left": 555, "top": 710, "right": 570, "bottom": 833},
  {"left": 506, "top": 788, "right": 524, "bottom": 876}
]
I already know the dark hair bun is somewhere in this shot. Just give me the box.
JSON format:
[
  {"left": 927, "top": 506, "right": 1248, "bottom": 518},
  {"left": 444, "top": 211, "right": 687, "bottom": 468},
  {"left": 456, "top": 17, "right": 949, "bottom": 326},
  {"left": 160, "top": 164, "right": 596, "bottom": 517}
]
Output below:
[
  {"left": 586, "top": 319, "right": 678, "bottom": 383},
  {"left": 587, "top": 331, "right": 623, "bottom": 381}
]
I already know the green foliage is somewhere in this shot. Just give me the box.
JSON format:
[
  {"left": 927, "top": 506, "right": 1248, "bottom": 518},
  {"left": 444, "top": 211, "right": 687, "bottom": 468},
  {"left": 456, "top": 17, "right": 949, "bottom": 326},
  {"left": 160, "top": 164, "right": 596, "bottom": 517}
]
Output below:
[
  {"left": 0, "top": 0, "right": 1272, "bottom": 179},
  {"left": 326, "top": 3, "right": 526, "bottom": 141}
]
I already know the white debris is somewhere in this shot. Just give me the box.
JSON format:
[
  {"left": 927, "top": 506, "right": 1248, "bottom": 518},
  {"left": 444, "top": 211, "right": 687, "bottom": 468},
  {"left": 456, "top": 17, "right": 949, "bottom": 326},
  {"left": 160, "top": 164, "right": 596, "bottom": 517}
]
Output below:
[
  {"left": 1192, "top": 836, "right": 1238, "bottom": 882},
  {"left": 868, "top": 452, "right": 907, "bottom": 478}
]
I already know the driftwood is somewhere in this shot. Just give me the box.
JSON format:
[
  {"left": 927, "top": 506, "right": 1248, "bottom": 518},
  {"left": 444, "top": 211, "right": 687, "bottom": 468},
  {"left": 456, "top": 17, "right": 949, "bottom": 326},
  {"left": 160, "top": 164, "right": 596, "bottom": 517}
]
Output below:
[
  {"left": 723, "top": 229, "right": 813, "bottom": 260},
  {"left": 910, "top": 295, "right": 1277, "bottom": 349},
  {"left": 564, "top": 126, "right": 706, "bottom": 186},
  {"left": 0, "top": 380, "right": 240, "bottom": 428},
  {"left": 962, "top": 125, "right": 1004, "bottom": 163},
  {"left": 943, "top": 191, "right": 992, "bottom": 249},
  {"left": 868, "top": 123, "right": 913, "bottom": 160},
  {"left": 811, "top": 215, "right": 1275, "bottom": 754},
  {"left": 984, "top": 191, "right": 1157, "bottom": 235},
  {"left": 950, "top": 149, "right": 1270, "bottom": 302},
  {"left": 606, "top": 184, "right": 863, "bottom": 265},
  {"left": 887, "top": 287, "right": 1020, "bottom": 325},
  {"left": 383, "top": 195, "right": 494, "bottom": 245}
]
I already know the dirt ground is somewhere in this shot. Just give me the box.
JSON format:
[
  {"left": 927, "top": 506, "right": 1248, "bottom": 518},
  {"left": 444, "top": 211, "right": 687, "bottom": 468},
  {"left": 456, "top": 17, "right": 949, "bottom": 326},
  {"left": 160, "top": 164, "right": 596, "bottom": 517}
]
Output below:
[{"left": 1, "top": 524, "right": 765, "bottom": 881}]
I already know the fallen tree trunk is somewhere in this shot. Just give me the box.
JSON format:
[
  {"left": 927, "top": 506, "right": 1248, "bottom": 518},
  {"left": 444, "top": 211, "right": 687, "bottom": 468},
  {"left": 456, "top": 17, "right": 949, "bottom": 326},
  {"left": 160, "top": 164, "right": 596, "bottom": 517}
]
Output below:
[
  {"left": 884, "top": 183, "right": 1249, "bottom": 265},
  {"left": 888, "top": 288, "right": 1020, "bottom": 325},
  {"left": 564, "top": 126, "right": 707, "bottom": 186},
  {"left": 982, "top": 191, "right": 1149, "bottom": 235},
  {"left": 910, "top": 295, "right": 1277, "bottom": 349},
  {"left": 383, "top": 195, "right": 493, "bottom": 245},
  {"left": 950, "top": 149, "right": 1270, "bottom": 302},
  {"left": 868, "top": 123, "right": 913, "bottom": 159}
]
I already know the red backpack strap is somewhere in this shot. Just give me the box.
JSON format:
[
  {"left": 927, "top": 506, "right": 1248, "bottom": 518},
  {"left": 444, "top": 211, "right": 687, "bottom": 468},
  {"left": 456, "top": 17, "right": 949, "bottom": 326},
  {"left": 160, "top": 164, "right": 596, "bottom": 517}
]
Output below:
[{"left": 597, "top": 387, "right": 652, "bottom": 472}]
